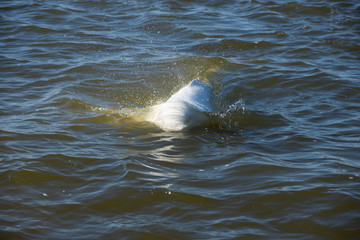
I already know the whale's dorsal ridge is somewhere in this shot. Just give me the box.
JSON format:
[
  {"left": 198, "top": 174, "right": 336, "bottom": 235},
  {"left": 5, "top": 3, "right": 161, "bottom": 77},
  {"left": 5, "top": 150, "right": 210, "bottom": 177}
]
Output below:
[
  {"left": 167, "top": 79, "right": 213, "bottom": 113},
  {"left": 144, "top": 79, "right": 214, "bottom": 131}
]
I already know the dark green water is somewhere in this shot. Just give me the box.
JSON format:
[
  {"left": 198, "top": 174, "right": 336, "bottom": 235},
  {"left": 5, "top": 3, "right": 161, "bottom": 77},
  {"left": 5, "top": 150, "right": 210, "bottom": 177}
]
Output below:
[{"left": 1, "top": 0, "right": 360, "bottom": 239}]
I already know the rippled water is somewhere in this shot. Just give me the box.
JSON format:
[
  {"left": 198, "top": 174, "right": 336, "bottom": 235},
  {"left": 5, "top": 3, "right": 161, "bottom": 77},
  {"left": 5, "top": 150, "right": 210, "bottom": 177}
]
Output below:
[{"left": 1, "top": 0, "right": 360, "bottom": 239}]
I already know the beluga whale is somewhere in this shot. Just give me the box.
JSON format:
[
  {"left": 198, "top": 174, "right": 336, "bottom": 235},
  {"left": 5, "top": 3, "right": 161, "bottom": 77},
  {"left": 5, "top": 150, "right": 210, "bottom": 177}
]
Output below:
[{"left": 143, "top": 79, "right": 214, "bottom": 131}]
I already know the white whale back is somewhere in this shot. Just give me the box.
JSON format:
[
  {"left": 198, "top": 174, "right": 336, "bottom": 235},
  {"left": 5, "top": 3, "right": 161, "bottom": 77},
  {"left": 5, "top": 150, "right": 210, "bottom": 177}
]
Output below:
[
  {"left": 144, "top": 79, "right": 213, "bottom": 131},
  {"left": 167, "top": 79, "right": 213, "bottom": 112}
]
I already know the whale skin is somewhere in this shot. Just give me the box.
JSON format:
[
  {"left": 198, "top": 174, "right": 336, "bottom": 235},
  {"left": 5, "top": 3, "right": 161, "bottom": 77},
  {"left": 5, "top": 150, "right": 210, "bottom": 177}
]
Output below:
[{"left": 144, "top": 79, "right": 214, "bottom": 131}]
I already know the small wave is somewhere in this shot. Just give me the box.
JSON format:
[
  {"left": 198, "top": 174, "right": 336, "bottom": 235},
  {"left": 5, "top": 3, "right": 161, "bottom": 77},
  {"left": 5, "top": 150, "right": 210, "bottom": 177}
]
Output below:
[
  {"left": 214, "top": 102, "right": 288, "bottom": 130},
  {"left": 191, "top": 39, "right": 278, "bottom": 55}
]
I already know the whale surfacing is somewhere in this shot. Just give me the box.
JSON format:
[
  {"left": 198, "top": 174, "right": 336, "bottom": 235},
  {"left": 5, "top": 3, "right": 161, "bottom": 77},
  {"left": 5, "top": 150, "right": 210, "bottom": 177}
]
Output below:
[{"left": 144, "top": 79, "right": 214, "bottom": 131}]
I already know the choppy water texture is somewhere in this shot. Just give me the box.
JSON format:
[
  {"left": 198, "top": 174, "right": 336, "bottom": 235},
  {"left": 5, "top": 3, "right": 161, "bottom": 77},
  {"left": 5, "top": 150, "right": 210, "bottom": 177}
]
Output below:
[{"left": 1, "top": 0, "right": 360, "bottom": 239}]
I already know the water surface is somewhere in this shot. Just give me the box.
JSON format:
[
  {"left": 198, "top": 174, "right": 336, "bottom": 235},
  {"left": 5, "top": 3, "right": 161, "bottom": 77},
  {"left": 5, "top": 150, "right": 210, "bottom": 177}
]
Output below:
[{"left": 1, "top": 0, "right": 360, "bottom": 239}]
